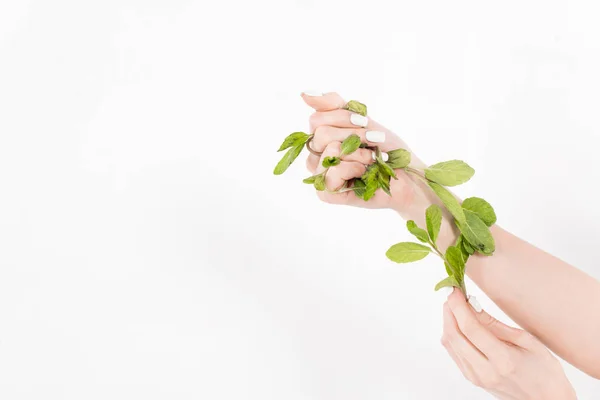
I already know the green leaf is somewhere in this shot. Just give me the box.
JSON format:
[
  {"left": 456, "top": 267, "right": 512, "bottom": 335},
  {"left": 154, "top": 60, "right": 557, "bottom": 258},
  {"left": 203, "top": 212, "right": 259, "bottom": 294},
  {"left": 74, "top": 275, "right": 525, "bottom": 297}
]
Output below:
[
  {"left": 425, "top": 160, "right": 475, "bottom": 186},
  {"left": 386, "top": 149, "right": 411, "bottom": 169},
  {"left": 455, "top": 235, "right": 472, "bottom": 262},
  {"left": 434, "top": 275, "right": 461, "bottom": 291},
  {"left": 362, "top": 164, "right": 380, "bottom": 201},
  {"left": 277, "top": 132, "right": 310, "bottom": 152},
  {"left": 322, "top": 156, "right": 341, "bottom": 168},
  {"left": 273, "top": 144, "right": 305, "bottom": 175},
  {"left": 344, "top": 100, "right": 367, "bottom": 116},
  {"left": 340, "top": 134, "right": 362, "bottom": 156},
  {"left": 378, "top": 171, "right": 392, "bottom": 196},
  {"left": 303, "top": 175, "right": 317, "bottom": 184},
  {"left": 313, "top": 174, "right": 326, "bottom": 191},
  {"left": 428, "top": 182, "right": 466, "bottom": 224},
  {"left": 386, "top": 242, "right": 431, "bottom": 263},
  {"left": 461, "top": 235, "right": 475, "bottom": 255},
  {"left": 406, "top": 221, "right": 429, "bottom": 243},
  {"left": 377, "top": 156, "right": 398, "bottom": 179},
  {"left": 352, "top": 179, "right": 366, "bottom": 199},
  {"left": 425, "top": 205, "right": 443, "bottom": 244},
  {"left": 462, "top": 197, "right": 497, "bottom": 227},
  {"left": 445, "top": 246, "right": 465, "bottom": 278},
  {"left": 457, "top": 210, "right": 495, "bottom": 255}
]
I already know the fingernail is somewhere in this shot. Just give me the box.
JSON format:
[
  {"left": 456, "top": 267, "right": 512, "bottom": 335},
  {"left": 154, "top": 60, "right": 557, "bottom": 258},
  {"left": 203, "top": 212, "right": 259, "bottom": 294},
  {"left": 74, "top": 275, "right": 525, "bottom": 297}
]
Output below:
[
  {"left": 365, "top": 130, "right": 385, "bottom": 143},
  {"left": 468, "top": 295, "right": 483, "bottom": 313},
  {"left": 350, "top": 114, "right": 369, "bottom": 127},
  {"left": 302, "top": 91, "right": 323, "bottom": 96},
  {"left": 372, "top": 151, "right": 389, "bottom": 162}
]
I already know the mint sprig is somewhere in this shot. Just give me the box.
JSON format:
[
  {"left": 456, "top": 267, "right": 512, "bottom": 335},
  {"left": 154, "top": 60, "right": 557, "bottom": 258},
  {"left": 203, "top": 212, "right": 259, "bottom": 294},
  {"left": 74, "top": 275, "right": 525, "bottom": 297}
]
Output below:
[{"left": 275, "top": 99, "right": 497, "bottom": 298}]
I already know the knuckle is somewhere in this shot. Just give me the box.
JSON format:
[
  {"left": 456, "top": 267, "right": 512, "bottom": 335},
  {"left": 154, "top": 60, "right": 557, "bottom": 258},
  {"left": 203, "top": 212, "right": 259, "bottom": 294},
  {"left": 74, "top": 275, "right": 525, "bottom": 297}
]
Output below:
[
  {"left": 309, "top": 112, "right": 321, "bottom": 128},
  {"left": 323, "top": 141, "right": 341, "bottom": 155}
]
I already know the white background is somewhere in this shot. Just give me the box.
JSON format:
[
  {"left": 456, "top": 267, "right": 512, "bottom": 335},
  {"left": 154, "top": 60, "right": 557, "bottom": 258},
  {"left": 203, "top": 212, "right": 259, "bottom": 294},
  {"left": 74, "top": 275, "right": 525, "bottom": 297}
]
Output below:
[{"left": 1, "top": 0, "right": 600, "bottom": 399}]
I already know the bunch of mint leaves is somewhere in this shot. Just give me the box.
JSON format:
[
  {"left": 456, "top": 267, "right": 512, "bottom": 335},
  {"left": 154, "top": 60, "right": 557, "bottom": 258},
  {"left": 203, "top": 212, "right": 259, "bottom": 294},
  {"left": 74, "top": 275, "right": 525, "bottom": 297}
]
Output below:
[{"left": 274, "top": 100, "right": 496, "bottom": 296}]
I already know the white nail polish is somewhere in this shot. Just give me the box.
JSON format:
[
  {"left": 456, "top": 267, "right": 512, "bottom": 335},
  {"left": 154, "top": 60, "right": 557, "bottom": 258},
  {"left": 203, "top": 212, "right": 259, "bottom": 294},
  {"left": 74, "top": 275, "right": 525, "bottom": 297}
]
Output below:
[
  {"left": 371, "top": 151, "right": 377, "bottom": 161},
  {"left": 468, "top": 295, "right": 483, "bottom": 313},
  {"left": 303, "top": 91, "right": 323, "bottom": 96},
  {"left": 381, "top": 152, "right": 389, "bottom": 162},
  {"left": 350, "top": 114, "right": 368, "bottom": 127},
  {"left": 366, "top": 130, "right": 385, "bottom": 143}
]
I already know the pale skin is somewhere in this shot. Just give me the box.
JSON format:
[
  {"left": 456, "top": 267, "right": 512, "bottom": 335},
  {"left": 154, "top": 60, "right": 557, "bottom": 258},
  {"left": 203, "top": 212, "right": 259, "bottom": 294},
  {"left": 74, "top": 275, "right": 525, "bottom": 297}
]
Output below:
[{"left": 300, "top": 92, "right": 600, "bottom": 398}]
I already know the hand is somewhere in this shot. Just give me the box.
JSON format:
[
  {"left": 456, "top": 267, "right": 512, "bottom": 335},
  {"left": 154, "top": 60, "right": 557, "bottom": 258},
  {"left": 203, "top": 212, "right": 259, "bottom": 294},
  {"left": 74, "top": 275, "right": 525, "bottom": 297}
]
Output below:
[
  {"left": 301, "top": 92, "right": 454, "bottom": 244},
  {"left": 442, "top": 289, "right": 577, "bottom": 400}
]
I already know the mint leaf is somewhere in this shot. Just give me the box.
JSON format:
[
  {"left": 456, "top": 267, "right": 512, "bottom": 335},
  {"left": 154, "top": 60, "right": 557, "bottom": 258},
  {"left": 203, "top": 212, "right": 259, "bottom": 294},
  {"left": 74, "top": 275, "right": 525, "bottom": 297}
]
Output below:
[
  {"left": 457, "top": 210, "right": 495, "bottom": 255},
  {"left": 362, "top": 164, "right": 380, "bottom": 201},
  {"left": 462, "top": 197, "right": 497, "bottom": 227},
  {"left": 344, "top": 100, "right": 367, "bottom": 116},
  {"left": 386, "top": 149, "right": 411, "bottom": 169},
  {"left": 407, "top": 221, "right": 429, "bottom": 243},
  {"left": 425, "top": 205, "right": 443, "bottom": 244},
  {"left": 353, "top": 179, "right": 366, "bottom": 199},
  {"left": 313, "top": 174, "right": 326, "bottom": 191},
  {"left": 386, "top": 242, "right": 431, "bottom": 263},
  {"left": 378, "top": 171, "right": 392, "bottom": 196},
  {"left": 303, "top": 175, "right": 317, "bottom": 184},
  {"left": 428, "top": 182, "right": 466, "bottom": 224},
  {"left": 425, "top": 160, "right": 475, "bottom": 186},
  {"left": 377, "top": 156, "right": 398, "bottom": 180},
  {"left": 278, "top": 132, "right": 310, "bottom": 152},
  {"left": 322, "top": 156, "right": 341, "bottom": 168},
  {"left": 340, "top": 134, "right": 362, "bottom": 156},
  {"left": 434, "top": 275, "right": 461, "bottom": 291},
  {"left": 274, "top": 144, "right": 305, "bottom": 175},
  {"left": 455, "top": 235, "right": 472, "bottom": 262},
  {"left": 445, "top": 245, "right": 465, "bottom": 278}
]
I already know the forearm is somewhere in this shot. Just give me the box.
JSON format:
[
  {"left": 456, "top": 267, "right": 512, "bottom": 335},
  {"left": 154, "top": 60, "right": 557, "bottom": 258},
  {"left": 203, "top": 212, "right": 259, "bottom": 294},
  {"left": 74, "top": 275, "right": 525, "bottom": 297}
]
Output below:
[
  {"left": 397, "top": 180, "right": 600, "bottom": 379},
  {"left": 466, "top": 226, "right": 600, "bottom": 379}
]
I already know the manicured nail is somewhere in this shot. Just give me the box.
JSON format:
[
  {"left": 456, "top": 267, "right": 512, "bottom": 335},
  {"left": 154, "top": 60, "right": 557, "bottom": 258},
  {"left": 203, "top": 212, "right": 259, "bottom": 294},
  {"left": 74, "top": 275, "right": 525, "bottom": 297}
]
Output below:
[
  {"left": 303, "top": 91, "right": 323, "bottom": 96},
  {"left": 468, "top": 295, "right": 483, "bottom": 313},
  {"left": 366, "top": 130, "right": 385, "bottom": 143},
  {"left": 350, "top": 114, "right": 368, "bottom": 127},
  {"left": 370, "top": 151, "right": 389, "bottom": 162}
]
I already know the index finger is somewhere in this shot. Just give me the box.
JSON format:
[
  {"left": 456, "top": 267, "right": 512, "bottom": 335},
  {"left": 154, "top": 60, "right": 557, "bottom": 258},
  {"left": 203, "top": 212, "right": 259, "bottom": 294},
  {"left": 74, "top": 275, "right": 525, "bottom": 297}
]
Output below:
[
  {"left": 301, "top": 92, "right": 346, "bottom": 111},
  {"left": 447, "top": 289, "right": 508, "bottom": 363}
]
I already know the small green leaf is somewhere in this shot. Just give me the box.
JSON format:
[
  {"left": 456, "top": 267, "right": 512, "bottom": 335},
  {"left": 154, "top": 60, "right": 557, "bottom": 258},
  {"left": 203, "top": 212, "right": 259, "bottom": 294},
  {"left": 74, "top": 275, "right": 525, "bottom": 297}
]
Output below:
[
  {"left": 362, "top": 164, "right": 380, "bottom": 201},
  {"left": 340, "top": 134, "right": 362, "bottom": 156},
  {"left": 377, "top": 156, "right": 398, "bottom": 179},
  {"left": 428, "top": 182, "right": 466, "bottom": 224},
  {"left": 461, "top": 235, "right": 475, "bottom": 255},
  {"left": 352, "top": 179, "right": 366, "bottom": 199},
  {"left": 386, "top": 242, "right": 431, "bottom": 263},
  {"left": 462, "top": 197, "right": 497, "bottom": 227},
  {"left": 277, "top": 132, "right": 310, "bottom": 152},
  {"left": 425, "top": 160, "right": 475, "bottom": 186},
  {"left": 274, "top": 144, "right": 305, "bottom": 175},
  {"left": 303, "top": 175, "right": 317, "bottom": 184},
  {"left": 457, "top": 210, "right": 495, "bottom": 255},
  {"left": 455, "top": 235, "right": 472, "bottom": 261},
  {"left": 445, "top": 246, "right": 465, "bottom": 278},
  {"left": 434, "top": 275, "right": 461, "bottom": 291},
  {"left": 407, "top": 221, "right": 429, "bottom": 243},
  {"left": 313, "top": 174, "right": 326, "bottom": 191},
  {"left": 386, "top": 149, "right": 411, "bottom": 169},
  {"left": 425, "top": 205, "right": 443, "bottom": 244},
  {"left": 378, "top": 172, "right": 392, "bottom": 196},
  {"left": 344, "top": 100, "right": 367, "bottom": 116},
  {"left": 322, "top": 156, "right": 341, "bottom": 168}
]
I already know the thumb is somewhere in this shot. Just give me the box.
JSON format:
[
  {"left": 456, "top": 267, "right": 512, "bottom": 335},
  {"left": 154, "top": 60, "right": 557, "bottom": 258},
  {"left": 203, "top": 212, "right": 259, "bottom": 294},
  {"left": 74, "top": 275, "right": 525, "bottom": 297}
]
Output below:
[
  {"left": 301, "top": 91, "right": 346, "bottom": 111},
  {"left": 476, "top": 310, "right": 537, "bottom": 350}
]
